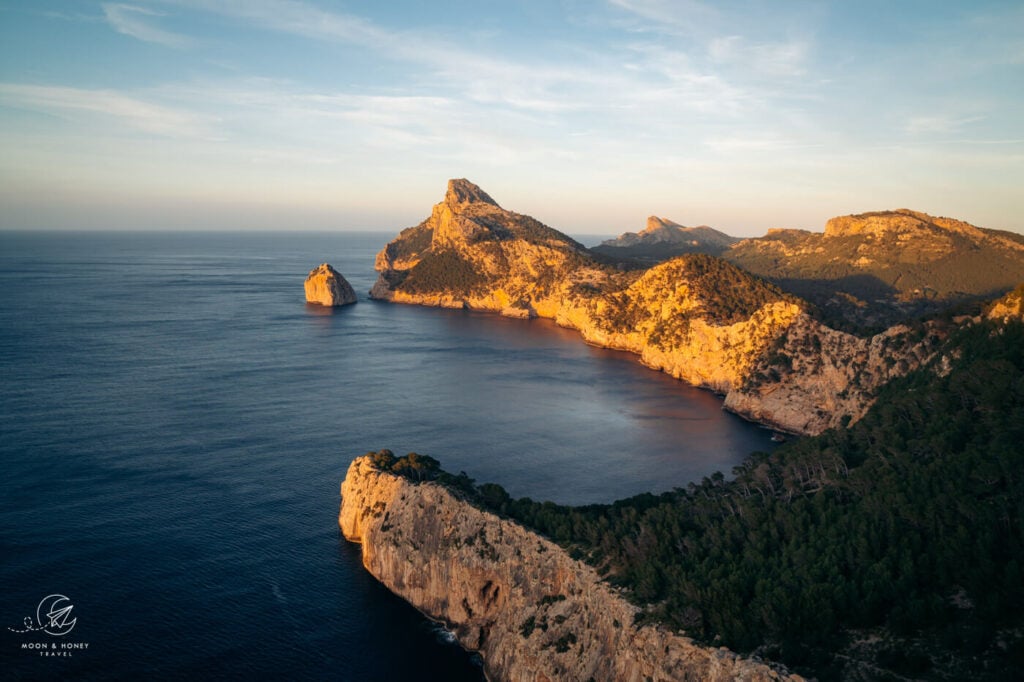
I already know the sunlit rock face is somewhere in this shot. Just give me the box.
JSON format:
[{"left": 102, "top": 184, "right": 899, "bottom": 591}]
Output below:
[
  {"left": 986, "top": 285, "right": 1024, "bottom": 322},
  {"left": 367, "top": 179, "right": 950, "bottom": 436},
  {"left": 304, "top": 263, "right": 357, "bottom": 306},
  {"left": 340, "top": 456, "right": 802, "bottom": 682},
  {"left": 722, "top": 315, "right": 943, "bottom": 434}
]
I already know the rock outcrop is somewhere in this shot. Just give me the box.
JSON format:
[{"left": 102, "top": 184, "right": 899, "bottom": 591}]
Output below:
[
  {"left": 304, "top": 263, "right": 357, "bottom": 306},
  {"left": 723, "top": 315, "right": 942, "bottom": 433},
  {"left": 340, "top": 456, "right": 801, "bottom": 682},
  {"left": 986, "top": 284, "right": 1024, "bottom": 322},
  {"left": 369, "top": 179, "right": 942, "bottom": 435},
  {"left": 594, "top": 217, "right": 739, "bottom": 259},
  {"left": 726, "top": 209, "right": 1024, "bottom": 327}
]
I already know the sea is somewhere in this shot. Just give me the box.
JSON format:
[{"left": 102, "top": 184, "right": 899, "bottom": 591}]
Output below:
[{"left": 0, "top": 231, "right": 778, "bottom": 680}]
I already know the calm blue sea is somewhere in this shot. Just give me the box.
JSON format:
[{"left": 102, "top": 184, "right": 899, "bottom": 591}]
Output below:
[{"left": 0, "top": 231, "right": 777, "bottom": 680}]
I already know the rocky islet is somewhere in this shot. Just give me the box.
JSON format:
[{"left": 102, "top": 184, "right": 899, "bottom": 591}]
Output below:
[{"left": 304, "top": 262, "right": 357, "bottom": 307}]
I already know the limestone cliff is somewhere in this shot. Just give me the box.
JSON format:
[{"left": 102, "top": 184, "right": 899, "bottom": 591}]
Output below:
[
  {"left": 370, "top": 180, "right": 942, "bottom": 435},
  {"left": 340, "top": 456, "right": 800, "bottom": 682},
  {"left": 723, "top": 315, "right": 943, "bottom": 433},
  {"left": 304, "top": 263, "right": 357, "bottom": 306}
]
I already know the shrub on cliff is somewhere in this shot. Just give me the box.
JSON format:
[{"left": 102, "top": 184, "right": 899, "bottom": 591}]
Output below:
[
  {"left": 364, "top": 449, "right": 442, "bottom": 483},
  {"left": 397, "top": 249, "right": 490, "bottom": 295},
  {"left": 675, "top": 253, "right": 793, "bottom": 325},
  {"left": 366, "top": 449, "right": 397, "bottom": 470},
  {"left": 392, "top": 452, "right": 442, "bottom": 482}
]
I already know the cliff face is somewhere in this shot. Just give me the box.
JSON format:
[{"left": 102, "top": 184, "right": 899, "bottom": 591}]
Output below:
[
  {"left": 724, "top": 315, "right": 942, "bottom": 433},
  {"left": 370, "top": 180, "right": 943, "bottom": 435},
  {"left": 304, "top": 263, "right": 357, "bottom": 306},
  {"left": 340, "top": 456, "right": 800, "bottom": 682}
]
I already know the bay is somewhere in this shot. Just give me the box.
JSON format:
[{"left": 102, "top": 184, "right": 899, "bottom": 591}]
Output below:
[{"left": 0, "top": 231, "right": 776, "bottom": 680}]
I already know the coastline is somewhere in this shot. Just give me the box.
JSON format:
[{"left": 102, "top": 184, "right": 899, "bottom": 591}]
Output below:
[{"left": 340, "top": 456, "right": 800, "bottom": 682}]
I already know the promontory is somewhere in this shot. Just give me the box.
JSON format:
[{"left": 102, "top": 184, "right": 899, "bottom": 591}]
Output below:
[
  {"left": 340, "top": 453, "right": 800, "bottom": 682},
  {"left": 368, "top": 178, "right": 965, "bottom": 436}
]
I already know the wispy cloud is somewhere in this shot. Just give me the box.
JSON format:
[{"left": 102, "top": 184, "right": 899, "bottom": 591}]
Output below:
[
  {"left": 705, "top": 134, "right": 810, "bottom": 154},
  {"left": 620, "top": 43, "right": 751, "bottom": 114},
  {"left": 0, "top": 83, "right": 210, "bottom": 137},
  {"left": 103, "top": 3, "right": 192, "bottom": 48},
  {"left": 904, "top": 115, "right": 986, "bottom": 135},
  {"left": 607, "top": 0, "right": 720, "bottom": 35},
  {"left": 168, "top": 0, "right": 385, "bottom": 46},
  {"left": 709, "top": 36, "right": 809, "bottom": 78},
  {"left": 168, "top": 0, "right": 761, "bottom": 122},
  {"left": 609, "top": 0, "right": 814, "bottom": 82}
]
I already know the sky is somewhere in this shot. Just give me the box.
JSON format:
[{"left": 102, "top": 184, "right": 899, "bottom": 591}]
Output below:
[{"left": 1, "top": 1, "right": 1022, "bottom": 236}]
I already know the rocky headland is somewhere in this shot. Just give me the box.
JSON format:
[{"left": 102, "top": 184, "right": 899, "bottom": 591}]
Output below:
[
  {"left": 348, "top": 183, "right": 1024, "bottom": 680},
  {"left": 369, "top": 179, "right": 948, "bottom": 435},
  {"left": 340, "top": 455, "right": 801, "bottom": 682},
  {"left": 305, "top": 262, "right": 357, "bottom": 306}
]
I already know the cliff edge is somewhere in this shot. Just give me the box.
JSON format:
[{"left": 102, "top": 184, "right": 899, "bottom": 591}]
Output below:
[{"left": 340, "top": 455, "right": 800, "bottom": 682}]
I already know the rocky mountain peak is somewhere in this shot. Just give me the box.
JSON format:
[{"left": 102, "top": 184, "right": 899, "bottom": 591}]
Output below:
[
  {"left": 597, "top": 217, "right": 737, "bottom": 255},
  {"left": 643, "top": 216, "right": 684, "bottom": 233},
  {"left": 444, "top": 178, "right": 500, "bottom": 210}
]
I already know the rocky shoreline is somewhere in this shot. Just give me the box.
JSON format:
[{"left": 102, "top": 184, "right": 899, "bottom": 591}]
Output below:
[{"left": 340, "top": 456, "right": 801, "bottom": 682}]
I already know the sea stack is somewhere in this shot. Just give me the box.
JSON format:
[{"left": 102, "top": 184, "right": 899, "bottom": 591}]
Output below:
[{"left": 304, "top": 263, "right": 357, "bottom": 306}]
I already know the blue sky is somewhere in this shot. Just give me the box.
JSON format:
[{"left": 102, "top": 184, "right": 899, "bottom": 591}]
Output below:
[{"left": 1, "top": 1, "right": 1022, "bottom": 235}]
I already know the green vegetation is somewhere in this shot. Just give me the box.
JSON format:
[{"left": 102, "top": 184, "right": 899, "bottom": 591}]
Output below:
[
  {"left": 365, "top": 319, "right": 1024, "bottom": 679},
  {"left": 592, "top": 240, "right": 732, "bottom": 263},
  {"left": 383, "top": 223, "right": 433, "bottom": 262},
  {"left": 597, "top": 254, "right": 797, "bottom": 341},
  {"left": 673, "top": 254, "right": 794, "bottom": 325},
  {"left": 366, "top": 449, "right": 442, "bottom": 483},
  {"left": 397, "top": 249, "right": 491, "bottom": 295},
  {"left": 512, "top": 214, "right": 587, "bottom": 250}
]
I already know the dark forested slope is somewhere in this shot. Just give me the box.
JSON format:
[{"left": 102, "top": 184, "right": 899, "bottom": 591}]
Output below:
[{"left": 376, "top": 318, "right": 1024, "bottom": 680}]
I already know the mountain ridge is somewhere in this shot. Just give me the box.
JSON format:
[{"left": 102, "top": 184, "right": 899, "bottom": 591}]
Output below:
[
  {"left": 594, "top": 207, "right": 1024, "bottom": 329},
  {"left": 594, "top": 216, "right": 740, "bottom": 258},
  {"left": 369, "top": 179, "right": 949, "bottom": 435}
]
